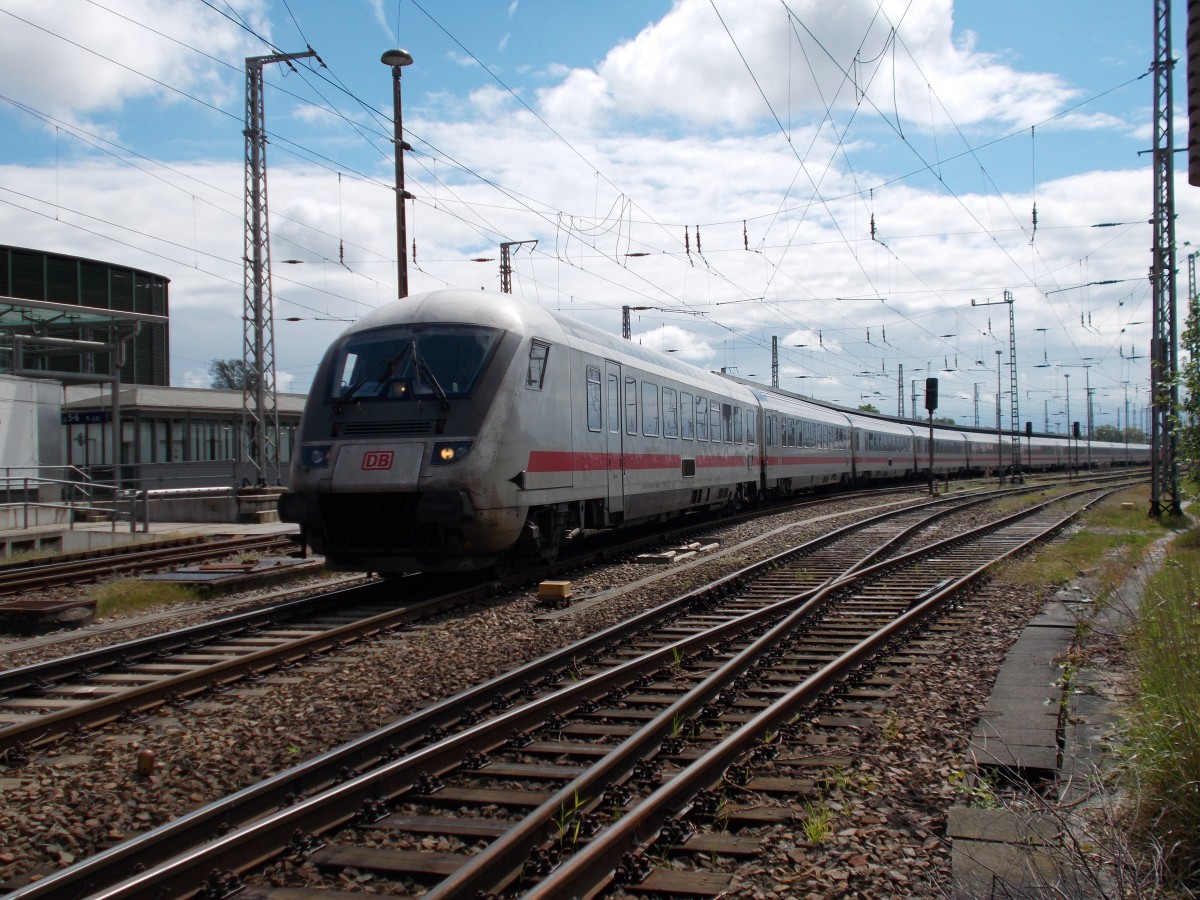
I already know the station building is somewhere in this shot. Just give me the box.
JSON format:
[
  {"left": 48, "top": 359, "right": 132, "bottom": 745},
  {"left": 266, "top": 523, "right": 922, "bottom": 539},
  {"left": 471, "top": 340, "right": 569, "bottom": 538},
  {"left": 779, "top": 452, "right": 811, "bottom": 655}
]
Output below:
[{"left": 1, "top": 244, "right": 303, "bottom": 495}]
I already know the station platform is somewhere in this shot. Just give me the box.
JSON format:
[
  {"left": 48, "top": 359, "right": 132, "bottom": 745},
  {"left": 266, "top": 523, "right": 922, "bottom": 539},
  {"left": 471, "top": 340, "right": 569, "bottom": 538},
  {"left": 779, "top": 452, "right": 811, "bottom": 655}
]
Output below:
[{"left": 0, "top": 518, "right": 300, "bottom": 558}]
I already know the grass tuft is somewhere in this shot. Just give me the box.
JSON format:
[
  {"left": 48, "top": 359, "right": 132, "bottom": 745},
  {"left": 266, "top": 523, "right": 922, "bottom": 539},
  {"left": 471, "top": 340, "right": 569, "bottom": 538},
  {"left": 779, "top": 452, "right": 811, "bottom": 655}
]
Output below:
[
  {"left": 89, "top": 578, "right": 201, "bottom": 617},
  {"left": 1000, "top": 489, "right": 1163, "bottom": 597},
  {"left": 1125, "top": 528, "right": 1200, "bottom": 887}
]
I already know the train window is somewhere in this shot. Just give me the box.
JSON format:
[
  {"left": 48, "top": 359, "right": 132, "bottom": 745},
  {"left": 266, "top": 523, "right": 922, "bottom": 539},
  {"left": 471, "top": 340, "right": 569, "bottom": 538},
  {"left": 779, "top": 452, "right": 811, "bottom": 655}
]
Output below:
[
  {"left": 642, "top": 381, "right": 660, "bottom": 436},
  {"left": 586, "top": 366, "right": 602, "bottom": 432},
  {"left": 329, "top": 325, "right": 500, "bottom": 404},
  {"left": 746, "top": 409, "right": 756, "bottom": 444},
  {"left": 721, "top": 403, "right": 732, "bottom": 443},
  {"left": 526, "top": 341, "right": 550, "bottom": 389},
  {"left": 681, "top": 393, "right": 695, "bottom": 440},
  {"left": 663, "top": 387, "right": 679, "bottom": 438},
  {"left": 712, "top": 401, "right": 723, "bottom": 443},
  {"left": 766, "top": 415, "right": 775, "bottom": 446},
  {"left": 733, "top": 407, "right": 743, "bottom": 443},
  {"left": 696, "top": 396, "right": 708, "bottom": 441},
  {"left": 607, "top": 374, "right": 620, "bottom": 433},
  {"left": 625, "top": 377, "right": 638, "bottom": 435}
]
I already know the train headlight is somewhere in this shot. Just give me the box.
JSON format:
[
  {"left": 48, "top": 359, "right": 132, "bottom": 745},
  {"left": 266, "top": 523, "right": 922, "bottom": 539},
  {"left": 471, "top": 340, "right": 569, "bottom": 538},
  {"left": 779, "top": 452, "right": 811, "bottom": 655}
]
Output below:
[
  {"left": 431, "top": 440, "right": 473, "bottom": 465},
  {"left": 301, "top": 444, "right": 332, "bottom": 469}
]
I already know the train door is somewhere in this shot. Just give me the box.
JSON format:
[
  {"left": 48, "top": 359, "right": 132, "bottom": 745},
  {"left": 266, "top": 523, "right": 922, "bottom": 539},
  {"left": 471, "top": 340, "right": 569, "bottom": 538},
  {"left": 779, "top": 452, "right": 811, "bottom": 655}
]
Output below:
[{"left": 605, "top": 360, "right": 625, "bottom": 519}]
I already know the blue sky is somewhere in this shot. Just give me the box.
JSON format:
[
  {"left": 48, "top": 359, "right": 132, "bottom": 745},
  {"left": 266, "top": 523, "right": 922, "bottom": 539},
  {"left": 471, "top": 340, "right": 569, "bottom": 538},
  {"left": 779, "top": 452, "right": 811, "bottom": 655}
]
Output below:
[{"left": 0, "top": 0, "right": 1191, "bottom": 432}]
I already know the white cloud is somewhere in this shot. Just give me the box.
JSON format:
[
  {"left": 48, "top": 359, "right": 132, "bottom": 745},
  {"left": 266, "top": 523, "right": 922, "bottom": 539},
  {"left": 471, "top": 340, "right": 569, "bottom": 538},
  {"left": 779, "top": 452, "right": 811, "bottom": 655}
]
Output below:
[
  {"left": 0, "top": 0, "right": 267, "bottom": 128},
  {"left": 0, "top": 1, "right": 1175, "bottom": 428},
  {"left": 368, "top": 0, "right": 395, "bottom": 44},
  {"left": 636, "top": 323, "right": 715, "bottom": 363},
  {"left": 536, "top": 0, "right": 1081, "bottom": 132}
]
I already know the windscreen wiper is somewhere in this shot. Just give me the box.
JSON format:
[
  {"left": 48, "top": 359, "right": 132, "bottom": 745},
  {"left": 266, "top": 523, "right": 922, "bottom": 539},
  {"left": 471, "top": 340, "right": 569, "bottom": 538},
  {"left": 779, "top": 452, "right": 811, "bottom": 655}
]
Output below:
[
  {"left": 332, "top": 343, "right": 412, "bottom": 414},
  {"left": 414, "top": 351, "right": 451, "bottom": 410}
]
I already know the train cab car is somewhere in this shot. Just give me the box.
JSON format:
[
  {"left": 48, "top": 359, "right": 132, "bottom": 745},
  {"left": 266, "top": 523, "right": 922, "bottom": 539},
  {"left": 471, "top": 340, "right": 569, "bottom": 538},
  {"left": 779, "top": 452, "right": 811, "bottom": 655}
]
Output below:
[
  {"left": 846, "top": 413, "right": 916, "bottom": 482},
  {"left": 280, "top": 290, "right": 532, "bottom": 572},
  {"left": 281, "top": 289, "right": 764, "bottom": 574}
]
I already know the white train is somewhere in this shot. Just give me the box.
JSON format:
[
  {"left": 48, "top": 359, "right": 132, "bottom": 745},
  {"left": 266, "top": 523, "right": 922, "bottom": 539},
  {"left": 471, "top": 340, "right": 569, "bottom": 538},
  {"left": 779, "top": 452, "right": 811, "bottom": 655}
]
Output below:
[{"left": 279, "top": 290, "right": 1147, "bottom": 573}]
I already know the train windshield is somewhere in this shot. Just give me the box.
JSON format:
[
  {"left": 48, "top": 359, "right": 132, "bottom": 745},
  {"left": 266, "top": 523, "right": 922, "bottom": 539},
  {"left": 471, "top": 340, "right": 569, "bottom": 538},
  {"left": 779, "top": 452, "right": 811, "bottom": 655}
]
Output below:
[{"left": 329, "top": 325, "right": 500, "bottom": 405}]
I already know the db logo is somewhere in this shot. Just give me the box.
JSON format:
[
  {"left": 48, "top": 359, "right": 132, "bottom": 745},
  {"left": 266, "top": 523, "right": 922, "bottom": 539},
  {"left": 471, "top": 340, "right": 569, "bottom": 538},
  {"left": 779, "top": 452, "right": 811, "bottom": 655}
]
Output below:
[{"left": 361, "top": 450, "right": 394, "bottom": 471}]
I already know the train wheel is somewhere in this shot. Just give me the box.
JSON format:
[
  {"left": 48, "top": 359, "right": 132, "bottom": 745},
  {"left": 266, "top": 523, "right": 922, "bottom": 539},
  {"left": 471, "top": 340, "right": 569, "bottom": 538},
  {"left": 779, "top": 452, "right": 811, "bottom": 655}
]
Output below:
[
  {"left": 537, "top": 521, "right": 563, "bottom": 563},
  {"left": 490, "top": 553, "right": 514, "bottom": 579}
]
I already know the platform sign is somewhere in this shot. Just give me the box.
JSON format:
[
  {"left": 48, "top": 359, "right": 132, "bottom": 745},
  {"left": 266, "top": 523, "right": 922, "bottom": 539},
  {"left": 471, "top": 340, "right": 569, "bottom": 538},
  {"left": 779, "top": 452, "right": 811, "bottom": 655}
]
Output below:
[{"left": 61, "top": 411, "right": 110, "bottom": 425}]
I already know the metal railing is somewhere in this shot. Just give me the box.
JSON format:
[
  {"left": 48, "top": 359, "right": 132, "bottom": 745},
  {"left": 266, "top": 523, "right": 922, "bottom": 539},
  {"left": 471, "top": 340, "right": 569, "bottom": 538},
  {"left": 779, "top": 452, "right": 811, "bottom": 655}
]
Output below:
[
  {"left": 1, "top": 471, "right": 243, "bottom": 535},
  {"left": 1, "top": 469, "right": 132, "bottom": 532}
]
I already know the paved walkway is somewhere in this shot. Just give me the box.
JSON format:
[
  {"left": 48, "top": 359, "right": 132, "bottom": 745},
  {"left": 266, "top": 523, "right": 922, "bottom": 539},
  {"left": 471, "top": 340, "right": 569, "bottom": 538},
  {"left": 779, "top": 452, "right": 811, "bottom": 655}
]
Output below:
[
  {"left": 0, "top": 518, "right": 299, "bottom": 556},
  {"left": 948, "top": 537, "right": 1169, "bottom": 898}
]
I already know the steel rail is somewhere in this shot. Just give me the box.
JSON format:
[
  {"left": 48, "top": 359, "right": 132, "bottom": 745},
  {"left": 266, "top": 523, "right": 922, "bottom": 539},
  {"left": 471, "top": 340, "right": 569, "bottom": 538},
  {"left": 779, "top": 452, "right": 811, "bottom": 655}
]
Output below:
[
  {"left": 427, "top": 487, "right": 1115, "bottom": 898},
  {"left": 0, "top": 583, "right": 386, "bottom": 696},
  {"left": 0, "top": 578, "right": 482, "bottom": 757},
  {"left": 0, "top": 487, "right": 979, "bottom": 756},
  {"left": 3, "top": 489, "right": 993, "bottom": 899},
  {"left": 0, "top": 535, "right": 296, "bottom": 595},
  {"left": 5, "top": 481, "right": 1128, "bottom": 898},
  {"left": 524, "top": 492, "right": 1113, "bottom": 900}
]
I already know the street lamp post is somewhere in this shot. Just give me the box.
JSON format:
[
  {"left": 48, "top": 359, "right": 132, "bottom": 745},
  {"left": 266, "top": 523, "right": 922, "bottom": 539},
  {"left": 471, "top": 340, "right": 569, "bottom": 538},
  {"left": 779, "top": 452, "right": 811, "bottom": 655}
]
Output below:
[{"left": 381, "top": 49, "right": 414, "bottom": 299}]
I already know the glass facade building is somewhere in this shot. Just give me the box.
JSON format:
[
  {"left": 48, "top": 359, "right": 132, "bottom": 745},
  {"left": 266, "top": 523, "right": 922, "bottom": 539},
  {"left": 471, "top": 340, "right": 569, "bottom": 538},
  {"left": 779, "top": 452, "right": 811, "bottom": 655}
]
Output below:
[{"left": 0, "top": 244, "right": 169, "bottom": 385}]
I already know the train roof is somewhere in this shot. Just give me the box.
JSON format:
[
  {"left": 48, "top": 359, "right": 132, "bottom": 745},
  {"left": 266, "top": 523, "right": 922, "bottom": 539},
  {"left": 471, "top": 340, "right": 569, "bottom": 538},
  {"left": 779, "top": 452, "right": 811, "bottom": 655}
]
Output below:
[
  {"left": 346, "top": 289, "right": 756, "bottom": 399},
  {"left": 345, "top": 294, "right": 1150, "bottom": 447},
  {"left": 346, "top": 289, "right": 547, "bottom": 336}
]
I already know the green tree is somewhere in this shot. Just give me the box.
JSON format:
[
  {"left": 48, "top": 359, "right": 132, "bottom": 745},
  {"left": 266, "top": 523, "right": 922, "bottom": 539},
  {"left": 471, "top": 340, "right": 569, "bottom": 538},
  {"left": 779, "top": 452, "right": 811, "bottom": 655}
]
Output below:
[
  {"left": 1124, "top": 426, "right": 1148, "bottom": 443},
  {"left": 208, "top": 358, "right": 258, "bottom": 392},
  {"left": 933, "top": 416, "right": 956, "bottom": 425},
  {"left": 858, "top": 403, "right": 880, "bottom": 414},
  {"left": 1094, "top": 424, "right": 1123, "bottom": 442},
  {"left": 1181, "top": 285, "right": 1200, "bottom": 473}
]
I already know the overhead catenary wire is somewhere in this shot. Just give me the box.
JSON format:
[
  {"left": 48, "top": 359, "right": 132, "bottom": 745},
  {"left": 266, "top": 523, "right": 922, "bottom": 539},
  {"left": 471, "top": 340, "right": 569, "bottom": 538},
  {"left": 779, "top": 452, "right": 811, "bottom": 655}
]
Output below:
[{"left": 0, "top": 1, "right": 1155, "bottom": 402}]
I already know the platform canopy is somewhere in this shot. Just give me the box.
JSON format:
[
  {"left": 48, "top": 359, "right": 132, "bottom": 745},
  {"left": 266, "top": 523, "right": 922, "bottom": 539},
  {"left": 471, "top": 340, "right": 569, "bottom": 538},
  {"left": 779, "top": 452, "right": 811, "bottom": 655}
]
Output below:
[{"left": 0, "top": 294, "right": 167, "bottom": 383}]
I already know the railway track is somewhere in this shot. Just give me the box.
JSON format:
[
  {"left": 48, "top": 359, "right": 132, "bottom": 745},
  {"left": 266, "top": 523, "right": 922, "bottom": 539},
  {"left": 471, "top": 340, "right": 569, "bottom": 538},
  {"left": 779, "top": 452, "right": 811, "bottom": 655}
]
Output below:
[
  {"left": 0, "top": 534, "right": 299, "bottom": 597},
  {"left": 0, "top": 476, "right": 1137, "bottom": 759},
  {"left": 0, "top": 484, "right": 949, "bottom": 755},
  {"left": 0, "top": 574, "right": 467, "bottom": 760},
  {"left": 2, "top": 482, "right": 1119, "bottom": 899}
]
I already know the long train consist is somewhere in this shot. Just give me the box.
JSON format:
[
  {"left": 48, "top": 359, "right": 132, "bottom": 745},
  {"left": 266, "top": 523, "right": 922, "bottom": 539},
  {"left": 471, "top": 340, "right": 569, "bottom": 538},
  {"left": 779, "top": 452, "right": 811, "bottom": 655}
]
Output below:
[{"left": 279, "top": 289, "right": 1148, "bottom": 573}]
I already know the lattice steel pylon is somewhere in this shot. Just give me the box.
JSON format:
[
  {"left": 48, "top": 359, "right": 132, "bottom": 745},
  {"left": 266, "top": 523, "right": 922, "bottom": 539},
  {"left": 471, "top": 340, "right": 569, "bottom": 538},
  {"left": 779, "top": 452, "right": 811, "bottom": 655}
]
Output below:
[
  {"left": 499, "top": 240, "right": 537, "bottom": 294},
  {"left": 242, "top": 50, "right": 315, "bottom": 487},
  {"left": 1151, "top": 0, "right": 1182, "bottom": 517},
  {"left": 971, "top": 290, "right": 1022, "bottom": 479}
]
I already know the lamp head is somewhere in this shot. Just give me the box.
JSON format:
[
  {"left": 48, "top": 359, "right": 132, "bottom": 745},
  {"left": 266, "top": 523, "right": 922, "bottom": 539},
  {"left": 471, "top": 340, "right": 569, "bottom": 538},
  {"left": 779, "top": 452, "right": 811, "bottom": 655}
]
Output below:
[{"left": 381, "top": 49, "right": 414, "bottom": 67}]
